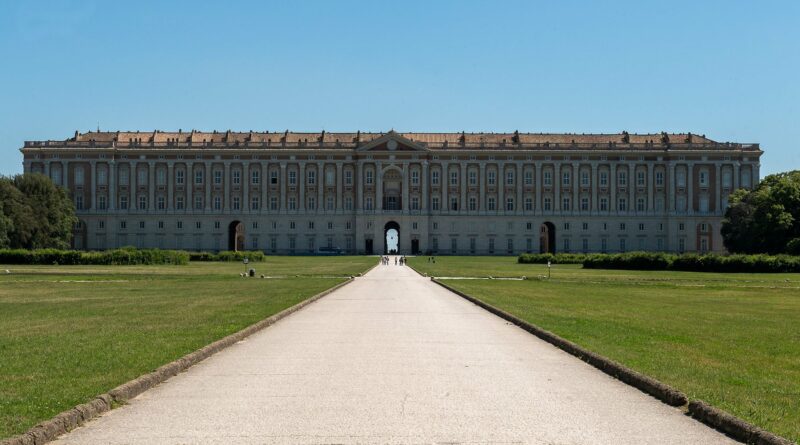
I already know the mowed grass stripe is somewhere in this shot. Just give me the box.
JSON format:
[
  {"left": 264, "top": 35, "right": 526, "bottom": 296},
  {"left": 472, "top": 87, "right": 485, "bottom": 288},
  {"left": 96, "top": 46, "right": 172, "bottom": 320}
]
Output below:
[
  {"left": 0, "top": 257, "right": 376, "bottom": 439},
  {"left": 409, "top": 256, "right": 800, "bottom": 443}
]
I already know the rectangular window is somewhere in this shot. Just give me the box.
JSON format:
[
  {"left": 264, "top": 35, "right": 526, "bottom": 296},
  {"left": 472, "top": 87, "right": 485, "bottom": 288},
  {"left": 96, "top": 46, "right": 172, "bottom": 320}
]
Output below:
[
  {"left": 75, "top": 195, "right": 83, "bottom": 210},
  {"left": 488, "top": 238, "right": 494, "bottom": 254},
  {"left": 270, "top": 170, "right": 279, "bottom": 185},
  {"left": 677, "top": 169, "right": 686, "bottom": 188},
  {"left": 325, "top": 169, "right": 335, "bottom": 186},
  {"left": 365, "top": 170, "right": 373, "bottom": 185},
  {"left": 543, "top": 170, "right": 552, "bottom": 186},
  {"left": 175, "top": 196, "right": 183, "bottom": 210},
  {"left": 563, "top": 238, "right": 570, "bottom": 253},
  {"left": 251, "top": 169, "right": 260, "bottom": 185},
  {"left": 637, "top": 198, "right": 645, "bottom": 212},
  {"left": 175, "top": 169, "right": 184, "bottom": 185},
  {"left": 582, "top": 238, "right": 589, "bottom": 252},
  {"left": 431, "top": 197, "right": 440, "bottom": 211},
  {"left": 637, "top": 171, "right": 645, "bottom": 186},
  {"left": 524, "top": 197, "right": 533, "bottom": 211},
  {"left": 450, "top": 197, "right": 458, "bottom": 211},
  {"left": 214, "top": 170, "right": 223, "bottom": 185},
  {"left": 599, "top": 197, "right": 608, "bottom": 211},
  {"left": 158, "top": 196, "right": 166, "bottom": 210},
  {"left": 307, "top": 169, "right": 316, "bottom": 185},
  {"left": 506, "top": 198, "right": 514, "bottom": 211},
  {"left": 327, "top": 196, "right": 334, "bottom": 211},
  {"left": 97, "top": 168, "right": 107, "bottom": 186},
  {"left": 543, "top": 197, "right": 552, "bottom": 211},
  {"left": 288, "top": 170, "right": 296, "bottom": 185},
  {"left": 507, "top": 238, "right": 514, "bottom": 254},
  {"left": 194, "top": 169, "right": 203, "bottom": 185},
  {"left": 345, "top": 170, "right": 352, "bottom": 185},
  {"left": 468, "top": 197, "right": 477, "bottom": 211},
  {"left": 412, "top": 197, "right": 420, "bottom": 210},
  {"left": 581, "top": 170, "right": 589, "bottom": 187},
  {"left": 120, "top": 220, "right": 127, "bottom": 230},
  {"left": 97, "top": 195, "right": 107, "bottom": 210},
  {"left": 138, "top": 195, "right": 147, "bottom": 210},
  {"left": 599, "top": 171, "right": 608, "bottom": 187},
  {"left": 524, "top": 170, "right": 533, "bottom": 186},
  {"left": 620, "top": 238, "right": 626, "bottom": 252},
  {"left": 601, "top": 238, "right": 607, "bottom": 252},
  {"left": 451, "top": 237, "right": 458, "bottom": 254},
  {"left": 581, "top": 197, "right": 589, "bottom": 211},
  {"left": 412, "top": 170, "right": 420, "bottom": 185},
  {"left": 488, "top": 170, "right": 496, "bottom": 186},
  {"left": 722, "top": 170, "right": 732, "bottom": 188},
  {"left": 618, "top": 198, "right": 627, "bottom": 211},
  {"left": 344, "top": 196, "right": 353, "bottom": 210},
  {"left": 699, "top": 170, "right": 709, "bottom": 187},
  {"left": 468, "top": 170, "right": 477, "bottom": 186},
  {"left": 251, "top": 196, "right": 260, "bottom": 210},
  {"left": 656, "top": 171, "right": 664, "bottom": 187},
  {"left": 450, "top": 170, "right": 458, "bottom": 186},
  {"left": 194, "top": 196, "right": 202, "bottom": 210},
  {"left": 506, "top": 170, "right": 514, "bottom": 186},
  {"left": 157, "top": 168, "right": 166, "bottom": 186},
  {"left": 233, "top": 196, "right": 241, "bottom": 210},
  {"left": 214, "top": 196, "right": 221, "bottom": 210},
  {"left": 431, "top": 170, "right": 440, "bottom": 186},
  {"left": 137, "top": 168, "right": 146, "bottom": 186},
  {"left": 365, "top": 197, "right": 373, "bottom": 210},
  {"left": 487, "top": 197, "right": 496, "bottom": 211},
  {"left": 618, "top": 171, "right": 627, "bottom": 187},
  {"left": 562, "top": 197, "right": 570, "bottom": 211},
  {"left": 562, "top": 170, "right": 570, "bottom": 186}
]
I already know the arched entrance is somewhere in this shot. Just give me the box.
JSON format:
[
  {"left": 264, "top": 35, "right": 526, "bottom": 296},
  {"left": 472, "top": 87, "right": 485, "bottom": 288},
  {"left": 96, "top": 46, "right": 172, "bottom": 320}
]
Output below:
[
  {"left": 540, "top": 222, "right": 556, "bottom": 254},
  {"left": 384, "top": 221, "right": 400, "bottom": 254},
  {"left": 228, "top": 221, "right": 244, "bottom": 251}
]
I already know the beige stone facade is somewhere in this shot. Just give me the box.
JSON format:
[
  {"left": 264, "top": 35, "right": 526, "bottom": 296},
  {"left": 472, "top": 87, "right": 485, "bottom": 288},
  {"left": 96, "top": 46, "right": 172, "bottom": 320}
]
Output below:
[{"left": 20, "top": 130, "right": 762, "bottom": 255}]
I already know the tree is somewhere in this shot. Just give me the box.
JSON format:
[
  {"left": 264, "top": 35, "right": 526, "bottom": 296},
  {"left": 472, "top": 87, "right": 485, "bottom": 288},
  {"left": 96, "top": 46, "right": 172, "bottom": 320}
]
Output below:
[
  {"left": 0, "top": 207, "right": 11, "bottom": 248},
  {"left": 0, "top": 173, "right": 76, "bottom": 249},
  {"left": 722, "top": 170, "right": 800, "bottom": 254}
]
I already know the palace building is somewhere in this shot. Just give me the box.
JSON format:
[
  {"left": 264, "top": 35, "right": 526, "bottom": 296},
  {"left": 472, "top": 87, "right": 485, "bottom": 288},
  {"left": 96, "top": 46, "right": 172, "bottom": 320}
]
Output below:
[{"left": 20, "top": 130, "right": 762, "bottom": 255}]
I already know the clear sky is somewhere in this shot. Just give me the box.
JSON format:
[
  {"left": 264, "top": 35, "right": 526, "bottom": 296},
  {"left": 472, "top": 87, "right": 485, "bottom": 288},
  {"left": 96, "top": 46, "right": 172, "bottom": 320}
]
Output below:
[{"left": 1, "top": 0, "right": 797, "bottom": 176}]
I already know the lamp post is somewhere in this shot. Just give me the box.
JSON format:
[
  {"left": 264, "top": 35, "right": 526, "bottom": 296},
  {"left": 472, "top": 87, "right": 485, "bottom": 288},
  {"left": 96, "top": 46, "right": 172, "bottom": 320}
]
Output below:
[
  {"left": 547, "top": 260, "right": 551, "bottom": 279},
  {"left": 243, "top": 257, "right": 249, "bottom": 275}
]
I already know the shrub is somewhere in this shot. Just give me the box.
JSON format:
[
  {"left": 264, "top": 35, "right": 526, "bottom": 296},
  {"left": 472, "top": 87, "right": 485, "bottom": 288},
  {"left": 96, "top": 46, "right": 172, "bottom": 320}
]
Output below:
[
  {"left": 580, "top": 252, "right": 800, "bottom": 273},
  {"left": 0, "top": 248, "right": 189, "bottom": 265},
  {"left": 583, "top": 252, "right": 674, "bottom": 270},
  {"left": 518, "top": 253, "right": 587, "bottom": 264},
  {"left": 212, "top": 251, "right": 265, "bottom": 262}
]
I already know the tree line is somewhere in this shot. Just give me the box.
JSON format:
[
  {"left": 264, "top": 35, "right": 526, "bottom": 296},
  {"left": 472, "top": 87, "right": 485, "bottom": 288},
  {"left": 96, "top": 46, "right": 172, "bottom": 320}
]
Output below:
[{"left": 0, "top": 174, "right": 76, "bottom": 249}]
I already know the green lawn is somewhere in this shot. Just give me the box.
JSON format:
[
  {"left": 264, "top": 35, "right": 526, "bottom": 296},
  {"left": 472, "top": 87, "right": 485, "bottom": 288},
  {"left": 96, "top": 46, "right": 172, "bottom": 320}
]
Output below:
[
  {"left": 0, "top": 257, "right": 376, "bottom": 439},
  {"left": 409, "top": 256, "right": 800, "bottom": 442}
]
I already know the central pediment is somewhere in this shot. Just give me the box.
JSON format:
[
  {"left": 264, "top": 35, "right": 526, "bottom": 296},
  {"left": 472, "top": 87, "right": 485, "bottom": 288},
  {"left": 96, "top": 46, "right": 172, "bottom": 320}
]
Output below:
[{"left": 357, "top": 131, "right": 429, "bottom": 152}]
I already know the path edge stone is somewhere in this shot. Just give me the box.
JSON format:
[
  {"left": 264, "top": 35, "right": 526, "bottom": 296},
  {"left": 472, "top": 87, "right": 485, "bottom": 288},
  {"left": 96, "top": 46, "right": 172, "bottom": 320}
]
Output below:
[
  {"left": 0, "top": 276, "right": 356, "bottom": 445},
  {"left": 426, "top": 276, "right": 796, "bottom": 445}
]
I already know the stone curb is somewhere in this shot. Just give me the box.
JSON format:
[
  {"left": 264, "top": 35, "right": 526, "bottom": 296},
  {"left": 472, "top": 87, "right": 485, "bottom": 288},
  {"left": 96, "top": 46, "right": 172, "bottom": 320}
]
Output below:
[
  {"left": 688, "top": 401, "right": 794, "bottom": 445},
  {"left": 427, "top": 276, "right": 797, "bottom": 445},
  {"left": 0, "top": 277, "right": 355, "bottom": 445}
]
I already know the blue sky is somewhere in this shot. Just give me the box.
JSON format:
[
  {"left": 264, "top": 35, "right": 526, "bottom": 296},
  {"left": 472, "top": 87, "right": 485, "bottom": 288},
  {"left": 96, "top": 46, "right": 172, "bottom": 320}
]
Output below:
[{"left": 1, "top": 0, "right": 797, "bottom": 176}]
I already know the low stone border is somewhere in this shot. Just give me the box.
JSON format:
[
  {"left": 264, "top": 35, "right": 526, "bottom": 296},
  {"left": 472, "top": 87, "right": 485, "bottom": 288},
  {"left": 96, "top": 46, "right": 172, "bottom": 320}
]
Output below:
[
  {"left": 1, "top": 277, "right": 356, "bottom": 445},
  {"left": 428, "top": 277, "right": 796, "bottom": 445}
]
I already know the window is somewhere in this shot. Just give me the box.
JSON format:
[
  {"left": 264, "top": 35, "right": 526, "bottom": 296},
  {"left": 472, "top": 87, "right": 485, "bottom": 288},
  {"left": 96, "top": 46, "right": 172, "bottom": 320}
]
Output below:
[
  {"left": 636, "top": 171, "right": 645, "bottom": 187},
  {"left": 345, "top": 170, "right": 352, "bottom": 185},
  {"left": 582, "top": 238, "right": 589, "bottom": 252},
  {"left": 582, "top": 222, "right": 589, "bottom": 231},
  {"left": 288, "top": 171, "right": 296, "bottom": 185},
  {"left": 543, "top": 170, "right": 552, "bottom": 186},
  {"left": 563, "top": 238, "right": 570, "bottom": 252},
  {"left": 562, "top": 197, "right": 570, "bottom": 211},
  {"left": 599, "top": 197, "right": 608, "bottom": 211},
  {"left": 138, "top": 195, "right": 147, "bottom": 210},
  {"left": 176, "top": 221, "right": 183, "bottom": 229},
  {"left": 722, "top": 170, "right": 732, "bottom": 188},
  {"left": 75, "top": 195, "right": 83, "bottom": 210},
  {"left": 213, "top": 170, "right": 222, "bottom": 185},
  {"left": 679, "top": 222, "right": 685, "bottom": 231},
  {"left": 365, "top": 197, "right": 373, "bottom": 210},
  {"left": 506, "top": 170, "right": 514, "bottom": 186},
  {"left": 344, "top": 196, "right": 353, "bottom": 210},
  {"left": 450, "top": 197, "right": 458, "bottom": 211},
  {"left": 412, "top": 170, "right": 420, "bottom": 185},
  {"left": 450, "top": 170, "right": 458, "bottom": 186},
  {"left": 620, "top": 238, "right": 626, "bottom": 252},
  {"left": 487, "top": 197, "right": 496, "bottom": 211},
  {"left": 601, "top": 238, "right": 608, "bottom": 252},
  {"left": 98, "top": 195, "right": 107, "bottom": 210},
  {"left": 562, "top": 170, "right": 570, "bottom": 186},
  {"left": 470, "top": 238, "right": 476, "bottom": 254},
  {"left": 468, "top": 170, "right": 477, "bottom": 186},
  {"left": 488, "top": 238, "right": 494, "bottom": 254},
  {"left": 525, "top": 197, "right": 533, "bottom": 211},
  {"left": 214, "top": 221, "right": 220, "bottom": 229},
  {"left": 97, "top": 220, "right": 105, "bottom": 230},
  {"left": 677, "top": 169, "right": 686, "bottom": 187},
  {"left": 506, "top": 198, "right": 514, "bottom": 211},
  {"left": 655, "top": 171, "right": 664, "bottom": 187},
  {"left": 618, "top": 197, "right": 627, "bottom": 211},
  {"left": 307, "top": 169, "right": 316, "bottom": 185},
  {"left": 327, "top": 221, "right": 334, "bottom": 230},
  {"left": 581, "top": 197, "right": 589, "bottom": 211},
  {"left": 308, "top": 221, "right": 315, "bottom": 230},
  {"left": 98, "top": 168, "right": 107, "bottom": 185},
  {"left": 213, "top": 196, "right": 221, "bottom": 210},
  {"left": 636, "top": 198, "right": 645, "bottom": 212},
  {"left": 599, "top": 171, "right": 608, "bottom": 187},
  {"left": 699, "top": 170, "right": 709, "bottom": 187},
  {"left": 581, "top": 170, "right": 589, "bottom": 187},
  {"left": 137, "top": 168, "right": 146, "bottom": 186},
  {"left": 251, "top": 169, "right": 260, "bottom": 185},
  {"left": 175, "top": 196, "right": 183, "bottom": 210},
  {"left": 639, "top": 223, "right": 645, "bottom": 231},
  {"left": 120, "top": 220, "right": 127, "bottom": 230},
  {"left": 468, "top": 197, "right": 477, "bottom": 211},
  {"left": 524, "top": 170, "right": 533, "bottom": 186},
  {"left": 618, "top": 170, "right": 627, "bottom": 187},
  {"left": 194, "top": 169, "right": 203, "bottom": 185},
  {"left": 251, "top": 196, "right": 260, "bottom": 210},
  {"left": 270, "top": 170, "right": 279, "bottom": 185},
  {"left": 195, "top": 221, "right": 202, "bottom": 230},
  {"left": 307, "top": 196, "right": 316, "bottom": 210},
  {"left": 679, "top": 238, "right": 686, "bottom": 253},
  {"left": 451, "top": 237, "right": 458, "bottom": 254},
  {"left": 175, "top": 169, "right": 184, "bottom": 185},
  {"left": 507, "top": 238, "right": 514, "bottom": 254},
  {"left": 290, "top": 221, "right": 296, "bottom": 230},
  {"left": 327, "top": 196, "right": 334, "bottom": 211},
  {"left": 158, "top": 196, "right": 166, "bottom": 210},
  {"left": 487, "top": 170, "right": 496, "bottom": 186},
  {"left": 431, "top": 197, "right": 440, "bottom": 211},
  {"left": 620, "top": 222, "right": 627, "bottom": 230},
  {"left": 194, "top": 196, "right": 202, "bottom": 210},
  {"left": 233, "top": 196, "right": 241, "bottom": 210},
  {"left": 543, "top": 197, "right": 552, "bottom": 211},
  {"left": 699, "top": 196, "right": 709, "bottom": 213},
  {"left": 365, "top": 169, "right": 373, "bottom": 185},
  {"left": 326, "top": 169, "right": 335, "bottom": 186},
  {"left": 431, "top": 170, "right": 440, "bottom": 186},
  {"left": 564, "top": 222, "right": 571, "bottom": 230},
  {"left": 742, "top": 169, "right": 752, "bottom": 188}
]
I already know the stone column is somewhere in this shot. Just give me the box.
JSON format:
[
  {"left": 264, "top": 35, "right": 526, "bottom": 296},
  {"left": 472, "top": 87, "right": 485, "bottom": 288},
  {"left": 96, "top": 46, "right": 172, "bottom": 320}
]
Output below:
[
  {"left": 166, "top": 162, "right": 173, "bottom": 211},
  {"left": 336, "top": 162, "right": 343, "bottom": 212},
  {"left": 498, "top": 162, "right": 505, "bottom": 214},
  {"left": 754, "top": 163, "right": 761, "bottom": 186},
  {"left": 61, "top": 160, "right": 68, "bottom": 187},
  {"left": 610, "top": 163, "right": 616, "bottom": 214},
  {"left": 317, "top": 162, "right": 324, "bottom": 214},
  {"left": 535, "top": 163, "right": 542, "bottom": 214},
  {"left": 668, "top": 163, "right": 676, "bottom": 212},
  {"left": 591, "top": 162, "right": 598, "bottom": 214},
  {"left": 553, "top": 163, "right": 560, "bottom": 214},
  {"left": 243, "top": 161, "right": 250, "bottom": 213},
  {"left": 460, "top": 162, "right": 467, "bottom": 214},
  {"left": 204, "top": 162, "right": 211, "bottom": 211},
  {"left": 479, "top": 163, "right": 486, "bottom": 213},
  {"left": 148, "top": 161, "right": 156, "bottom": 211},
  {"left": 109, "top": 160, "right": 116, "bottom": 211},
  {"left": 516, "top": 162, "right": 523, "bottom": 215},
  {"left": 628, "top": 163, "right": 635, "bottom": 215},
  {"left": 224, "top": 162, "right": 231, "bottom": 212},
  {"left": 91, "top": 161, "right": 98, "bottom": 211},
  {"left": 572, "top": 162, "right": 579, "bottom": 215},
  {"left": 715, "top": 163, "right": 721, "bottom": 214},
  {"left": 441, "top": 162, "right": 448, "bottom": 214},
  {"left": 733, "top": 162, "right": 740, "bottom": 190},
  {"left": 44, "top": 161, "right": 51, "bottom": 179},
  {"left": 421, "top": 161, "right": 429, "bottom": 211},
  {"left": 376, "top": 161, "right": 383, "bottom": 212},
  {"left": 687, "top": 163, "right": 694, "bottom": 214},
  {"left": 261, "top": 161, "right": 268, "bottom": 214},
  {"left": 647, "top": 162, "right": 654, "bottom": 213},
  {"left": 186, "top": 162, "right": 193, "bottom": 213},
  {"left": 280, "top": 164, "right": 287, "bottom": 212},
  {"left": 403, "top": 162, "right": 410, "bottom": 213},
  {"left": 298, "top": 162, "right": 305, "bottom": 212}
]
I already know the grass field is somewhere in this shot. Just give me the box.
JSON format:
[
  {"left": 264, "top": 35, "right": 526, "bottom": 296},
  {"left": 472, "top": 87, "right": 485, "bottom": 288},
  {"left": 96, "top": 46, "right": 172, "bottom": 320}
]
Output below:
[
  {"left": 0, "top": 257, "right": 376, "bottom": 439},
  {"left": 409, "top": 256, "right": 800, "bottom": 442}
]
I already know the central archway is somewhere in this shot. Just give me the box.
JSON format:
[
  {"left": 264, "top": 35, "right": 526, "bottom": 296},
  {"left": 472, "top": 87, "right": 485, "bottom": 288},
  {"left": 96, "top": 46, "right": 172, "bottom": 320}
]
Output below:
[
  {"left": 540, "top": 222, "right": 556, "bottom": 254},
  {"left": 228, "top": 221, "right": 244, "bottom": 251},
  {"left": 384, "top": 221, "right": 400, "bottom": 254}
]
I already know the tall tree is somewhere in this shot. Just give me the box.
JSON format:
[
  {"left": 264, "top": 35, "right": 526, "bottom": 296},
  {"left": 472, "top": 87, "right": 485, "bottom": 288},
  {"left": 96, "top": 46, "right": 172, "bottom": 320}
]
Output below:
[
  {"left": 722, "top": 170, "right": 800, "bottom": 254},
  {"left": 0, "top": 173, "right": 76, "bottom": 249}
]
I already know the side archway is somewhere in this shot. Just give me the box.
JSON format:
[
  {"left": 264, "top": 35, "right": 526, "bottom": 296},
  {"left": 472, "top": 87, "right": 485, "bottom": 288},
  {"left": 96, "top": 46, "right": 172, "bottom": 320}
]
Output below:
[
  {"left": 228, "top": 221, "right": 244, "bottom": 251},
  {"left": 540, "top": 222, "right": 556, "bottom": 254}
]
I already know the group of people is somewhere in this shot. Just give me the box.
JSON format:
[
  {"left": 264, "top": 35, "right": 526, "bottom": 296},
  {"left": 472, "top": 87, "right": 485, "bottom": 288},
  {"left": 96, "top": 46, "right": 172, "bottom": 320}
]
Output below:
[{"left": 380, "top": 255, "right": 407, "bottom": 266}]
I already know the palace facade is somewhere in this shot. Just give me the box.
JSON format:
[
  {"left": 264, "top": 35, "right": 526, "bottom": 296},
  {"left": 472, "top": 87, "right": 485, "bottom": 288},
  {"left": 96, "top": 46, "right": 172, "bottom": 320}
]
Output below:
[{"left": 20, "top": 130, "right": 762, "bottom": 255}]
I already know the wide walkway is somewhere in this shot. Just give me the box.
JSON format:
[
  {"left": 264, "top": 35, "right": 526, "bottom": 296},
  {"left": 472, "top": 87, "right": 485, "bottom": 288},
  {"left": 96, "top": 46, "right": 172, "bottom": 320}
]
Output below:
[{"left": 53, "top": 259, "right": 735, "bottom": 444}]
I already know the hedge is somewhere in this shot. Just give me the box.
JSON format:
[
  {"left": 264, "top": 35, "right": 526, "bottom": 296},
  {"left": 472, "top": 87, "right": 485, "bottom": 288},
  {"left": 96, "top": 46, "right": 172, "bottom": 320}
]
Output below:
[
  {"left": 577, "top": 251, "right": 800, "bottom": 273},
  {"left": 518, "top": 253, "right": 587, "bottom": 264},
  {"left": 189, "top": 251, "right": 266, "bottom": 262},
  {"left": 0, "top": 248, "right": 189, "bottom": 265}
]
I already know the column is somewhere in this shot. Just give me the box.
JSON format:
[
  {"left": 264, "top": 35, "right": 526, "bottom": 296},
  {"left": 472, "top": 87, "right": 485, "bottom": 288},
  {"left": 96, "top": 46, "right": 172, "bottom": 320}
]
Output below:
[
  {"left": 591, "top": 162, "right": 598, "bottom": 214},
  {"left": 148, "top": 161, "right": 156, "bottom": 211},
  {"left": 280, "top": 164, "right": 288, "bottom": 212},
  {"left": 243, "top": 161, "right": 250, "bottom": 213},
  {"left": 733, "top": 162, "right": 740, "bottom": 190},
  {"left": 261, "top": 161, "right": 268, "bottom": 214},
  {"left": 535, "top": 163, "right": 542, "bottom": 214},
  {"left": 440, "top": 162, "right": 448, "bottom": 214},
  {"left": 572, "top": 162, "right": 579, "bottom": 215},
  {"left": 628, "top": 163, "right": 635, "bottom": 215},
  {"left": 223, "top": 162, "right": 231, "bottom": 212},
  {"left": 90, "top": 161, "right": 98, "bottom": 211},
  {"left": 44, "top": 161, "right": 51, "bottom": 179},
  {"left": 479, "top": 163, "right": 486, "bottom": 213},
  {"left": 356, "top": 162, "right": 363, "bottom": 211},
  {"left": 687, "top": 163, "right": 694, "bottom": 214},
  {"left": 298, "top": 162, "right": 305, "bottom": 212},
  {"left": 130, "top": 160, "right": 138, "bottom": 212},
  {"left": 610, "top": 163, "right": 616, "bottom": 214},
  {"left": 459, "top": 162, "right": 467, "bottom": 214},
  {"left": 421, "top": 161, "right": 429, "bottom": 211},
  {"left": 647, "top": 162, "right": 654, "bottom": 213},
  {"left": 336, "top": 162, "right": 343, "bottom": 212},
  {"left": 185, "top": 161, "right": 193, "bottom": 213},
  {"left": 109, "top": 160, "right": 116, "bottom": 211},
  {"left": 204, "top": 162, "right": 211, "bottom": 211},
  {"left": 376, "top": 161, "right": 383, "bottom": 212},
  {"left": 498, "top": 163, "right": 505, "bottom": 214},
  {"left": 754, "top": 163, "right": 761, "bottom": 186},
  {"left": 516, "top": 162, "right": 523, "bottom": 215},
  {"left": 553, "top": 163, "right": 559, "bottom": 214},
  {"left": 61, "top": 160, "right": 68, "bottom": 187},
  {"left": 402, "top": 162, "right": 410, "bottom": 213},
  {"left": 317, "top": 162, "right": 324, "bottom": 214},
  {"left": 668, "top": 163, "right": 676, "bottom": 213},
  {"left": 166, "top": 162, "right": 173, "bottom": 211},
  {"left": 715, "top": 163, "right": 721, "bottom": 214}
]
